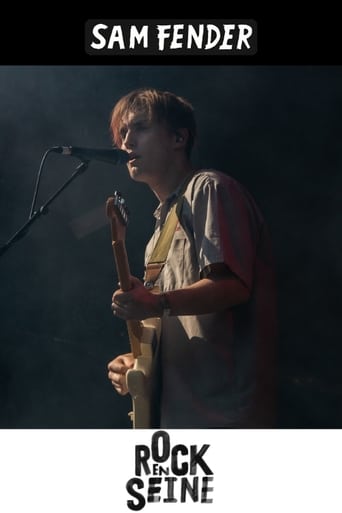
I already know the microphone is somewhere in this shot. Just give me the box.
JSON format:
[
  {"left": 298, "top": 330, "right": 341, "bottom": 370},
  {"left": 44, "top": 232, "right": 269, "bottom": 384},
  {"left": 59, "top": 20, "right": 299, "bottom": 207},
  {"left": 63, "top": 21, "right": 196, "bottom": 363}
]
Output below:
[{"left": 51, "top": 146, "right": 129, "bottom": 165}]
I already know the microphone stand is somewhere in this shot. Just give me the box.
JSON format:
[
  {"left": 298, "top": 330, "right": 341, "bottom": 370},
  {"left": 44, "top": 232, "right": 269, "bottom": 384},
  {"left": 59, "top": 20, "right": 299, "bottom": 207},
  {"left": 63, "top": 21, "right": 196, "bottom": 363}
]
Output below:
[{"left": 0, "top": 160, "right": 89, "bottom": 258}]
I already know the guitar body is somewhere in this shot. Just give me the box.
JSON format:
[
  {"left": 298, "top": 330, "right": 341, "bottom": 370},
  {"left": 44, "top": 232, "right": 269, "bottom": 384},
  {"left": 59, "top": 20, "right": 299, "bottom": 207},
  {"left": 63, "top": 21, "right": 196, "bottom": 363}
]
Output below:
[
  {"left": 106, "top": 192, "right": 160, "bottom": 429},
  {"left": 126, "top": 317, "right": 160, "bottom": 428}
]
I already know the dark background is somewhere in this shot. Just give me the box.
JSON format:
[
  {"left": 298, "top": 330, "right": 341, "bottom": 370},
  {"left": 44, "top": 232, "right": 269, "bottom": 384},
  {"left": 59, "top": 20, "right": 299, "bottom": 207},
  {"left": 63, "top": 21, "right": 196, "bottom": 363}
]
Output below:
[{"left": 0, "top": 65, "right": 341, "bottom": 428}]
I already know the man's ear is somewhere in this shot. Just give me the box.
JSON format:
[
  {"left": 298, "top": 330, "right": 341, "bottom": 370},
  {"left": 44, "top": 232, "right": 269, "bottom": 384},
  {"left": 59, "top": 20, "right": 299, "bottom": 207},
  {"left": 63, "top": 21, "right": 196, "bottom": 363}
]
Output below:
[{"left": 174, "top": 128, "right": 188, "bottom": 147}]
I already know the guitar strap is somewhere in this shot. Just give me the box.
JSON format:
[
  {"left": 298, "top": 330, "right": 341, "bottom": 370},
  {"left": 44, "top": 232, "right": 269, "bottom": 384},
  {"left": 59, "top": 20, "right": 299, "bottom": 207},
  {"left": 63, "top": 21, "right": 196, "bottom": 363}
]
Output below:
[
  {"left": 145, "top": 175, "right": 193, "bottom": 428},
  {"left": 144, "top": 198, "right": 183, "bottom": 290},
  {"left": 144, "top": 175, "right": 191, "bottom": 290}
]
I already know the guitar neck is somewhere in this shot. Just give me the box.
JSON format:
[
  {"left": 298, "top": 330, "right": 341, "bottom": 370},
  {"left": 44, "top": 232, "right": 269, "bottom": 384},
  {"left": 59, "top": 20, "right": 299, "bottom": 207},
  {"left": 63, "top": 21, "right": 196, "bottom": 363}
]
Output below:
[{"left": 112, "top": 239, "right": 142, "bottom": 358}]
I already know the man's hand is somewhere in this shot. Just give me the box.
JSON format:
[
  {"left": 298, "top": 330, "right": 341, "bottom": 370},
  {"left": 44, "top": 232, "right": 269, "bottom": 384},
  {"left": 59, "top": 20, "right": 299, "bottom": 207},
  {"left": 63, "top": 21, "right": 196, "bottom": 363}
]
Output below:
[
  {"left": 107, "top": 353, "right": 134, "bottom": 395},
  {"left": 111, "top": 276, "right": 162, "bottom": 320}
]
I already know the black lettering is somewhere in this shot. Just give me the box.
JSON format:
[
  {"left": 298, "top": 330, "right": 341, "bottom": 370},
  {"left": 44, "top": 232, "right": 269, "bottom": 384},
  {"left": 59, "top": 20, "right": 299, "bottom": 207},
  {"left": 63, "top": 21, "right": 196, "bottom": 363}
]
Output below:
[
  {"left": 147, "top": 477, "right": 161, "bottom": 503},
  {"left": 151, "top": 430, "right": 170, "bottom": 463},
  {"left": 181, "top": 476, "right": 199, "bottom": 502},
  {"left": 126, "top": 478, "right": 145, "bottom": 511},
  {"left": 201, "top": 476, "right": 214, "bottom": 503},
  {"left": 135, "top": 445, "right": 151, "bottom": 476},
  {"left": 163, "top": 477, "right": 177, "bottom": 503},
  {"left": 190, "top": 444, "right": 213, "bottom": 475},
  {"left": 171, "top": 444, "right": 188, "bottom": 475}
]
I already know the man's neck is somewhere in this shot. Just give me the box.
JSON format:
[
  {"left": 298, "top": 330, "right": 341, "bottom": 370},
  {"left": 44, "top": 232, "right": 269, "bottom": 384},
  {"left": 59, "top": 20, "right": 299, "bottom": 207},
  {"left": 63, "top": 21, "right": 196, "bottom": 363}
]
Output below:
[{"left": 150, "top": 162, "right": 194, "bottom": 202}]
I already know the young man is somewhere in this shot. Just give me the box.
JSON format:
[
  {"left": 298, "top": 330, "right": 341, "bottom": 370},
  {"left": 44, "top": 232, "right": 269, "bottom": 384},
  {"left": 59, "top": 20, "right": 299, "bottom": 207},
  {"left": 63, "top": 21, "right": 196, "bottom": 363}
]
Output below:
[{"left": 107, "top": 88, "right": 277, "bottom": 428}]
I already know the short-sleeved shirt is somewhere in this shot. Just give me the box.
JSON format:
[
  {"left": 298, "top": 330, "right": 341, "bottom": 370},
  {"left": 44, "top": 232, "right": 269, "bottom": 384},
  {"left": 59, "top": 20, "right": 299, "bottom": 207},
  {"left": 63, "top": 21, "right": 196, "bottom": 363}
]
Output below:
[{"left": 145, "top": 170, "right": 277, "bottom": 428}]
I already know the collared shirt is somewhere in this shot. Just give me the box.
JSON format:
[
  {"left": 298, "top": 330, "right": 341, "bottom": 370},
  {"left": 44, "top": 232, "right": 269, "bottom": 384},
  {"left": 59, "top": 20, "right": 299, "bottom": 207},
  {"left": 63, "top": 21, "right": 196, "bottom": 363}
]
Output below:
[{"left": 145, "top": 170, "right": 277, "bottom": 428}]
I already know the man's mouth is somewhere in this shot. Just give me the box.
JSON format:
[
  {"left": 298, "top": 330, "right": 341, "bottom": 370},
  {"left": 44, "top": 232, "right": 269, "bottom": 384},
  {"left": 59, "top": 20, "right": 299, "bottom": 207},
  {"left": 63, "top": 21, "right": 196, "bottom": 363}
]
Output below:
[{"left": 128, "top": 153, "right": 139, "bottom": 163}]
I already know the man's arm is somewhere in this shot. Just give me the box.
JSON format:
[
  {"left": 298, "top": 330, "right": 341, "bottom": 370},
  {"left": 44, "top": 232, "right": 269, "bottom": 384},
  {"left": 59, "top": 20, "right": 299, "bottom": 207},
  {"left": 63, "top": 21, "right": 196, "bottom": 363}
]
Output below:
[
  {"left": 111, "top": 265, "right": 250, "bottom": 320},
  {"left": 160, "top": 274, "right": 249, "bottom": 316}
]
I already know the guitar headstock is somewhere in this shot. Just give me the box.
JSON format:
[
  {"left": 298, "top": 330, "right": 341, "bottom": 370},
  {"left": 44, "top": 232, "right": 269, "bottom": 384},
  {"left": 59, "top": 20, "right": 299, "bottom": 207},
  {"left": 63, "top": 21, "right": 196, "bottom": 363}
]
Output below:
[{"left": 106, "top": 191, "right": 130, "bottom": 242}]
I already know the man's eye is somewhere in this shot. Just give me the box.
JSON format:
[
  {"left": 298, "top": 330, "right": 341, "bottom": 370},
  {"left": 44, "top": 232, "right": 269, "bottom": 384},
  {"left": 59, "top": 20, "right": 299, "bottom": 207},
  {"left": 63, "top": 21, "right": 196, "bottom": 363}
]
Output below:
[{"left": 136, "top": 124, "right": 148, "bottom": 131}]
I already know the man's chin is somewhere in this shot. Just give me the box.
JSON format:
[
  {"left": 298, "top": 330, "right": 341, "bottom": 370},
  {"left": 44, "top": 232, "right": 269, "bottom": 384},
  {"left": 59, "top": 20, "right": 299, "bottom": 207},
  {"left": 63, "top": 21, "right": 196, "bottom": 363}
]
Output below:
[{"left": 129, "top": 168, "right": 145, "bottom": 182}]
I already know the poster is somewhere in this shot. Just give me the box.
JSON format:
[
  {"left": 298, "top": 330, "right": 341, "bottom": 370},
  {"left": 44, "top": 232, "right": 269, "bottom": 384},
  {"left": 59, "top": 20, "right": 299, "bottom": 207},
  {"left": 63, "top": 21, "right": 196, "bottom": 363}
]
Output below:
[{"left": 0, "top": 16, "right": 341, "bottom": 512}]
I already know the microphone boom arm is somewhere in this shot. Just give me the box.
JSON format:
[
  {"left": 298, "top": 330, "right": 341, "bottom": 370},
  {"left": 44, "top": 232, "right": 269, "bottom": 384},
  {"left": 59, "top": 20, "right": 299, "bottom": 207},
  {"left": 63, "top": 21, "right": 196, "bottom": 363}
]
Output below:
[{"left": 0, "top": 160, "right": 89, "bottom": 258}]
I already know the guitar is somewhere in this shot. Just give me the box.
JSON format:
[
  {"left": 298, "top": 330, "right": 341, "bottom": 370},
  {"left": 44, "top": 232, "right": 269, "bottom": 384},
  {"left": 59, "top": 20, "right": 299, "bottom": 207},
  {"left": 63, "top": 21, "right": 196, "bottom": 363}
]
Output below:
[{"left": 106, "top": 191, "right": 159, "bottom": 428}]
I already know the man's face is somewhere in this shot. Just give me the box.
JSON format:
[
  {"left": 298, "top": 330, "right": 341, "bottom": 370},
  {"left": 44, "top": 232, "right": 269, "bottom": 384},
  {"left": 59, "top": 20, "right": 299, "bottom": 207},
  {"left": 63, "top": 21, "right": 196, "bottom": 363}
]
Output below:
[{"left": 119, "top": 110, "right": 177, "bottom": 184}]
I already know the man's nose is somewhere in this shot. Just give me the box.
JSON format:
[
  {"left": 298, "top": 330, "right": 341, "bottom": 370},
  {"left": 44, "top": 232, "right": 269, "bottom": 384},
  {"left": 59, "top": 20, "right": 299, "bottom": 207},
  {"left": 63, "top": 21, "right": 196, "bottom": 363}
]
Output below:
[{"left": 122, "top": 129, "right": 135, "bottom": 149}]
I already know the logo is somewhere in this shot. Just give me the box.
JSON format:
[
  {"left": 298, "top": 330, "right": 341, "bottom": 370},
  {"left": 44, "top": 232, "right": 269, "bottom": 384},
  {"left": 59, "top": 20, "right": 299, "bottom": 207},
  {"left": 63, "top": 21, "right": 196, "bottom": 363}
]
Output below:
[{"left": 126, "top": 430, "right": 214, "bottom": 510}]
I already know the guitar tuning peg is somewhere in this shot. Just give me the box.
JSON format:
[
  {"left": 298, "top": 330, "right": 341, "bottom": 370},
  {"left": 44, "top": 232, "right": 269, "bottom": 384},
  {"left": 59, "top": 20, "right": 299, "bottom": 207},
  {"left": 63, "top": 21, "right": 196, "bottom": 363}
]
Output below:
[{"left": 113, "top": 190, "right": 125, "bottom": 204}]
